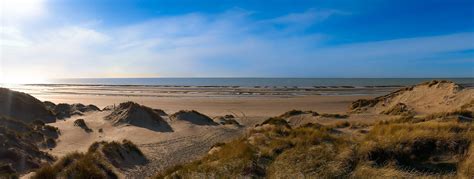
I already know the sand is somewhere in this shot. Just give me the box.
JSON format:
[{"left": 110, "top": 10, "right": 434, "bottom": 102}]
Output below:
[
  {"left": 5, "top": 84, "right": 390, "bottom": 117},
  {"left": 350, "top": 80, "right": 474, "bottom": 114},
  {"left": 3, "top": 84, "right": 378, "bottom": 177},
  {"left": 12, "top": 82, "right": 471, "bottom": 178},
  {"left": 47, "top": 110, "right": 244, "bottom": 178},
  {"left": 35, "top": 94, "right": 370, "bottom": 117},
  {"left": 30, "top": 87, "right": 374, "bottom": 177}
]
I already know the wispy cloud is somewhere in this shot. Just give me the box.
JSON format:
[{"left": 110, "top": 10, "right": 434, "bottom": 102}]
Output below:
[
  {"left": 264, "top": 8, "right": 347, "bottom": 25},
  {"left": 1, "top": 4, "right": 473, "bottom": 80}
]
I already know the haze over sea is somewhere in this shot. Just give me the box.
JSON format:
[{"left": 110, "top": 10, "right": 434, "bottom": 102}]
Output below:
[{"left": 44, "top": 78, "right": 474, "bottom": 87}]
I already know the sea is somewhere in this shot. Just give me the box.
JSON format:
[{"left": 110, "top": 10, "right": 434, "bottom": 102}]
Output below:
[{"left": 44, "top": 78, "right": 474, "bottom": 87}]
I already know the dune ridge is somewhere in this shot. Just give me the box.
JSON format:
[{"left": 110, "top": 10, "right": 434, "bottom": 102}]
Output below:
[
  {"left": 32, "top": 140, "right": 147, "bottom": 179},
  {"left": 105, "top": 101, "right": 173, "bottom": 132},
  {"left": 0, "top": 116, "right": 56, "bottom": 177},
  {"left": 350, "top": 80, "right": 473, "bottom": 114},
  {"left": 45, "top": 102, "right": 100, "bottom": 119},
  {"left": 170, "top": 110, "right": 218, "bottom": 126},
  {"left": 0, "top": 88, "right": 56, "bottom": 123}
]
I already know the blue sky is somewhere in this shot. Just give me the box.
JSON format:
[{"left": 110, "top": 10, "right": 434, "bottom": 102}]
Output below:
[{"left": 0, "top": 0, "right": 473, "bottom": 81}]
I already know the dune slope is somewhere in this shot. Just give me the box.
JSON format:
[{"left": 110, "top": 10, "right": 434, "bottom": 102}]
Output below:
[
  {"left": 0, "top": 116, "right": 56, "bottom": 177},
  {"left": 170, "top": 110, "right": 218, "bottom": 126},
  {"left": 0, "top": 88, "right": 55, "bottom": 123},
  {"left": 350, "top": 80, "right": 473, "bottom": 114},
  {"left": 105, "top": 102, "right": 172, "bottom": 132}
]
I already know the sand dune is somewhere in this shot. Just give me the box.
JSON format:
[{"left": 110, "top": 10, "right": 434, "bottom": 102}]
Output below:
[
  {"left": 32, "top": 140, "right": 148, "bottom": 178},
  {"left": 73, "top": 119, "right": 93, "bottom": 133},
  {"left": 0, "top": 80, "right": 471, "bottom": 178},
  {"left": 45, "top": 102, "right": 100, "bottom": 119},
  {"left": 153, "top": 82, "right": 474, "bottom": 178},
  {"left": 350, "top": 80, "right": 473, "bottom": 114},
  {"left": 105, "top": 101, "right": 173, "bottom": 132},
  {"left": 170, "top": 110, "right": 219, "bottom": 126},
  {"left": 45, "top": 104, "right": 245, "bottom": 178},
  {"left": 214, "top": 115, "right": 242, "bottom": 126},
  {"left": 91, "top": 140, "right": 148, "bottom": 169},
  {"left": 0, "top": 88, "right": 55, "bottom": 123},
  {"left": 0, "top": 116, "right": 55, "bottom": 175}
]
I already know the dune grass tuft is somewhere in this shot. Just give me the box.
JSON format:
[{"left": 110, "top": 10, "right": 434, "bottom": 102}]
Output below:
[
  {"left": 33, "top": 140, "right": 145, "bottom": 179},
  {"left": 320, "top": 113, "right": 349, "bottom": 119},
  {"left": 156, "top": 110, "right": 474, "bottom": 178}
]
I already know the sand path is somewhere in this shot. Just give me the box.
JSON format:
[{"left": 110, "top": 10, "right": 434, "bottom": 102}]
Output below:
[{"left": 48, "top": 110, "right": 248, "bottom": 178}]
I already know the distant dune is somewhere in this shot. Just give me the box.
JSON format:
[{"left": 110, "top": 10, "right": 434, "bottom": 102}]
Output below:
[
  {"left": 105, "top": 101, "right": 173, "bottom": 132},
  {"left": 45, "top": 102, "right": 100, "bottom": 119},
  {"left": 350, "top": 80, "right": 473, "bottom": 114},
  {"left": 170, "top": 110, "right": 219, "bottom": 126}
]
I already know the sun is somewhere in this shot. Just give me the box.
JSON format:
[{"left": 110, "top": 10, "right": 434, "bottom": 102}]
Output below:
[{"left": 0, "top": 0, "right": 45, "bottom": 19}]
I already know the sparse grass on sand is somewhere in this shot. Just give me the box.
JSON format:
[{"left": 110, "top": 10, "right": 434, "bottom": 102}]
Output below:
[
  {"left": 278, "top": 109, "right": 349, "bottom": 119},
  {"left": 155, "top": 110, "right": 474, "bottom": 178},
  {"left": 32, "top": 140, "right": 146, "bottom": 179},
  {"left": 332, "top": 121, "right": 369, "bottom": 129},
  {"left": 33, "top": 152, "right": 117, "bottom": 179}
]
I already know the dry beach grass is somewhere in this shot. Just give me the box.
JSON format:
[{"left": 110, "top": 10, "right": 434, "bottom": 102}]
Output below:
[{"left": 0, "top": 80, "right": 472, "bottom": 178}]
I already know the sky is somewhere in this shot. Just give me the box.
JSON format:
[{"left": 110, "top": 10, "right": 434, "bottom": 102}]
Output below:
[{"left": 0, "top": 0, "right": 473, "bottom": 82}]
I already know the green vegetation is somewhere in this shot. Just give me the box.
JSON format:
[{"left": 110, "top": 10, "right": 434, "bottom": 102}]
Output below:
[{"left": 156, "top": 111, "right": 474, "bottom": 178}]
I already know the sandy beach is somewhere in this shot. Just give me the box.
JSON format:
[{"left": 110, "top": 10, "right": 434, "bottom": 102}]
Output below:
[{"left": 7, "top": 84, "right": 393, "bottom": 117}]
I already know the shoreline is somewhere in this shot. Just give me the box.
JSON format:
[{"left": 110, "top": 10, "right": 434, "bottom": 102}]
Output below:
[
  {"left": 4, "top": 84, "right": 409, "bottom": 97},
  {"left": 31, "top": 95, "right": 370, "bottom": 117},
  {"left": 7, "top": 83, "right": 473, "bottom": 97},
  {"left": 2, "top": 77, "right": 473, "bottom": 89},
  {"left": 2, "top": 84, "right": 376, "bottom": 117},
  {"left": 2, "top": 80, "right": 472, "bottom": 117},
  {"left": 10, "top": 82, "right": 474, "bottom": 88}
]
